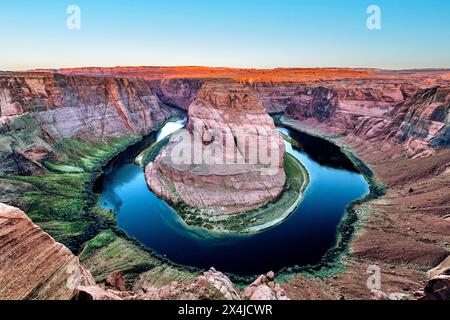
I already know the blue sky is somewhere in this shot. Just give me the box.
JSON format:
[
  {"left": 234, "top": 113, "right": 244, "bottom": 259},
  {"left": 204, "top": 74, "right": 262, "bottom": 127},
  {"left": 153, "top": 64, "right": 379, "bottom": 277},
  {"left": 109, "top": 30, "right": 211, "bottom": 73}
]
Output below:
[{"left": 1, "top": 0, "right": 449, "bottom": 70}]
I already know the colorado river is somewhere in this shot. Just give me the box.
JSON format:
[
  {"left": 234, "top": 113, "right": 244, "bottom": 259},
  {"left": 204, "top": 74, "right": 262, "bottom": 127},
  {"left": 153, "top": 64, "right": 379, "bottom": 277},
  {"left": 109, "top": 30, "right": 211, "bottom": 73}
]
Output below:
[{"left": 96, "top": 118, "right": 369, "bottom": 276}]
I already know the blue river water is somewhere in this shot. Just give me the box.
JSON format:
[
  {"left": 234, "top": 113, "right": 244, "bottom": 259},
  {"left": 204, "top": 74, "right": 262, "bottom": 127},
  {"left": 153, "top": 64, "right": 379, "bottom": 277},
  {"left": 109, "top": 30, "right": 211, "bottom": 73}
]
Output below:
[{"left": 97, "top": 119, "right": 369, "bottom": 275}]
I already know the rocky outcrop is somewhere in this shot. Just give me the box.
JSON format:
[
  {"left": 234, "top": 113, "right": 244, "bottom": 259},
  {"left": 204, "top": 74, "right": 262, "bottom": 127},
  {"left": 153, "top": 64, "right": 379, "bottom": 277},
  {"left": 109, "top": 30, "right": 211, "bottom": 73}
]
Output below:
[
  {"left": 282, "top": 82, "right": 449, "bottom": 158},
  {"left": 132, "top": 268, "right": 241, "bottom": 300},
  {"left": 73, "top": 268, "right": 289, "bottom": 301},
  {"left": 420, "top": 256, "right": 450, "bottom": 300},
  {"left": 0, "top": 203, "right": 95, "bottom": 300},
  {"left": 386, "top": 87, "right": 450, "bottom": 157},
  {"left": 428, "top": 255, "right": 450, "bottom": 279},
  {"left": 200, "top": 268, "right": 241, "bottom": 300},
  {"left": 370, "top": 290, "right": 408, "bottom": 300},
  {"left": 105, "top": 271, "right": 127, "bottom": 292},
  {"left": 146, "top": 81, "right": 286, "bottom": 215},
  {"left": 0, "top": 72, "right": 176, "bottom": 175},
  {"left": 0, "top": 201, "right": 288, "bottom": 301},
  {"left": 242, "top": 271, "right": 289, "bottom": 300},
  {"left": 423, "top": 276, "right": 450, "bottom": 300},
  {"left": 74, "top": 286, "right": 123, "bottom": 300}
]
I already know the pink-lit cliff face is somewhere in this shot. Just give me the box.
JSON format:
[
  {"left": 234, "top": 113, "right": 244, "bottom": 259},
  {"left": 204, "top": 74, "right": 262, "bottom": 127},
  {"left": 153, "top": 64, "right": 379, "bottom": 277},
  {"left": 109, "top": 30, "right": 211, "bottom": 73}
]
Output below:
[{"left": 146, "top": 81, "right": 286, "bottom": 215}]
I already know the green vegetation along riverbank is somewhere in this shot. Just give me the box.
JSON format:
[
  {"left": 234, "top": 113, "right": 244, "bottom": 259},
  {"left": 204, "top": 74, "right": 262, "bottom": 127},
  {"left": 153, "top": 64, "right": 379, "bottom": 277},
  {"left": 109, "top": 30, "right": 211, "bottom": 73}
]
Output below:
[
  {"left": 0, "top": 111, "right": 201, "bottom": 285},
  {"left": 140, "top": 132, "right": 310, "bottom": 234},
  {"left": 273, "top": 115, "right": 386, "bottom": 282}
]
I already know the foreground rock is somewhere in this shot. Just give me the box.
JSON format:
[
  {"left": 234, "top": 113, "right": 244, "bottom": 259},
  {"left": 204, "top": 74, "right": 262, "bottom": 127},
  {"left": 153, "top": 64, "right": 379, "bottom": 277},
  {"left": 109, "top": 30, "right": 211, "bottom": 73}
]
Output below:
[
  {"left": 370, "top": 290, "right": 408, "bottom": 300},
  {"left": 0, "top": 203, "right": 95, "bottom": 300},
  {"left": 283, "top": 84, "right": 449, "bottom": 158},
  {"left": 74, "top": 286, "right": 123, "bottom": 301},
  {"left": 146, "top": 81, "right": 286, "bottom": 215},
  {"left": 0, "top": 204, "right": 288, "bottom": 301},
  {"left": 105, "top": 271, "right": 127, "bottom": 292},
  {"left": 242, "top": 271, "right": 289, "bottom": 300},
  {"left": 428, "top": 255, "right": 450, "bottom": 279},
  {"left": 421, "top": 256, "right": 450, "bottom": 300},
  {"left": 74, "top": 268, "right": 288, "bottom": 301},
  {"left": 132, "top": 268, "right": 241, "bottom": 300}
]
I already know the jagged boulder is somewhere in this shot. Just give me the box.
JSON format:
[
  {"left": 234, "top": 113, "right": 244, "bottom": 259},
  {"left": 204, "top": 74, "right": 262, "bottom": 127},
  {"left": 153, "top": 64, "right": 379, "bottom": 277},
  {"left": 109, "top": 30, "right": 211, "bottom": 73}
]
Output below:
[
  {"left": 105, "top": 271, "right": 127, "bottom": 292},
  {"left": 133, "top": 268, "right": 240, "bottom": 300},
  {"left": 201, "top": 268, "right": 241, "bottom": 300},
  {"left": 422, "top": 255, "right": 450, "bottom": 300},
  {"left": 242, "top": 271, "right": 289, "bottom": 300},
  {"left": 428, "top": 255, "right": 450, "bottom": 279},
  {"left": 74, "top": 286, "right": 123, "bottom": 301}
]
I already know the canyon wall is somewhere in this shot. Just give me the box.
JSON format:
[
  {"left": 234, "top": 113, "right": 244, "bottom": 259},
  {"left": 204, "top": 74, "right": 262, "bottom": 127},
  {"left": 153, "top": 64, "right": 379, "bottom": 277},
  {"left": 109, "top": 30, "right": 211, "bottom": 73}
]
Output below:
[
  {"left": 149, "top": 79, "right": 204, "bottom": 110},
  {"left": 1, "top": 69, "right": 447, "bottom": 177},
  {"left": 0, "top": 72, "right": 176, "bottom": 175},
  {"left": 0, "top": 203, "right": 96, "bottom": 300},
  {"left": 388, "top": 87, "right": 450, "bottom": 153},
  {"left": 273, "top": 81, "right": 449, "bottom": 157},
  {"left": 23, "top": 67, "right": 449, "bottom": 159}
]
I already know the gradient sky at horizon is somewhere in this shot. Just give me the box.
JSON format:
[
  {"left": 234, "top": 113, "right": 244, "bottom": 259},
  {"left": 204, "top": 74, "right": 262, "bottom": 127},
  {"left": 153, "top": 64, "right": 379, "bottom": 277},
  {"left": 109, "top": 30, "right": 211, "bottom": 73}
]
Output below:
[{"left": 1, "top": 0, "right": 449, "bottom": 71}]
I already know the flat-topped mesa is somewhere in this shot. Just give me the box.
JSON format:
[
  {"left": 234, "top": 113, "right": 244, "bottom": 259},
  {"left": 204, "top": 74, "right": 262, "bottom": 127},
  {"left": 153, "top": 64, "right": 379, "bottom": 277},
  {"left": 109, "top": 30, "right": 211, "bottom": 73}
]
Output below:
[{"left": 146, "top": 82, "right": 286, "bottom": 215}]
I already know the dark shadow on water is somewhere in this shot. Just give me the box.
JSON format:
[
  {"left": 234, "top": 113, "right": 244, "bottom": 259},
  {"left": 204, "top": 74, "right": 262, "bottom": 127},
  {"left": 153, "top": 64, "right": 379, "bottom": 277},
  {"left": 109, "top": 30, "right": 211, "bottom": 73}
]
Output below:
[{"left": 281, "top": 127, "right": 359, "bottom": 173}]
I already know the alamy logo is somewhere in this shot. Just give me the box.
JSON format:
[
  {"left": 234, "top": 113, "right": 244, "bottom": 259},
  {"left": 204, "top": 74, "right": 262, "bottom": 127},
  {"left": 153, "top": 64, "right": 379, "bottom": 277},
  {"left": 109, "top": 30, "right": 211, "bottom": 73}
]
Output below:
[
  {"left": 67, "top": 5, "right": 81, "bottom": 30},
  {"left": 169, "top": 125, "right": 281, "bottom": 176},
  {"left": 367, "top": 5, "right": 382, "bottom": 30},
  {"left": 367, "top": 265, "right": 381, "bottom": 290}
]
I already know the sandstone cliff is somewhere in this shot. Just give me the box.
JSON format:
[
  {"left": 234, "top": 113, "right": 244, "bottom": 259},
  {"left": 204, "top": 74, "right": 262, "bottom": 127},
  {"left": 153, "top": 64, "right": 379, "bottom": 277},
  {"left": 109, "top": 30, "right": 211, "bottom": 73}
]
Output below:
[
  {"left": 1, "top": 67, "right": 449, "bottom": 300},
  {"left": 386, "top": 87, "right": 450, "bottom": 157},
  {"left": 53, "top": 66, "right": 450, "bottom": 84},
  {"left": 146, "top": 81, "right": 286, "bottom": 215},
  {"left": 0, "top": 72, "right": 175, "bottom": 175},
  {"left": 282, "top": 82, "right": 449, "bottom": 158},
  {"left": 0, "top": 202, "right": 289, "bottom": 301},
  {"left": 0, "top": 203, "right": 95, "bottom": 300},
  {"left": 16, "top": 67, "right": 448, "bottom": 161}
]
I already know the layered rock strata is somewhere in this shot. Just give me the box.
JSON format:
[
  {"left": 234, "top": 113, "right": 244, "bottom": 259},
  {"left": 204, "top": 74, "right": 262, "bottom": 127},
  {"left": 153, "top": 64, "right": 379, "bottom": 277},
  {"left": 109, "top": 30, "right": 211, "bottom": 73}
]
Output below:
[
  {"left": 0, "top": 203, "right": 95, "bottom": 300},
  {"left": 0, "top": 72, "right": 175, "bottom": 175},
  {"left": 1, "top": 67, "right": 449, "bottom": 300},
  {"left": 282, "top": 84, "right": 449, "bottom": 158},
  {"left": 0, "top": 202, "right": 288, "bottom": 300},
  {"left": 146, "top": 82, "right": 286, "bottom": 215}
]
